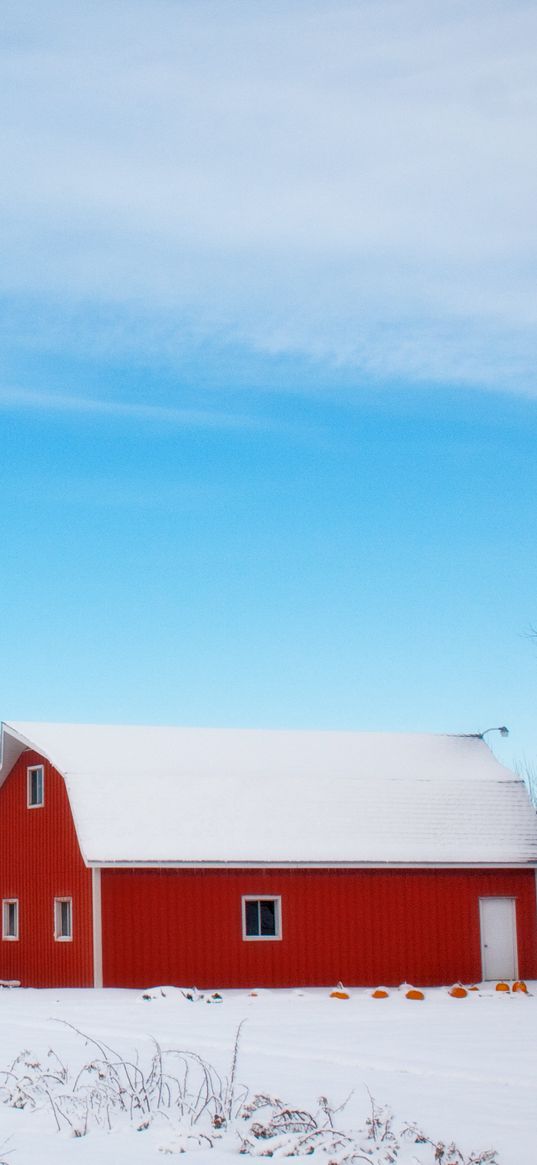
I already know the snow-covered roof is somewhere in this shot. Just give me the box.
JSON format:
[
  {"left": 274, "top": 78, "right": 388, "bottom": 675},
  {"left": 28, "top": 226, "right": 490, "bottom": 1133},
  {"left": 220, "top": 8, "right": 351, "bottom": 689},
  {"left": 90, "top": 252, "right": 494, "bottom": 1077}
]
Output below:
[{"left": 1, "top": 721, "right": 536, "bottom": 866}]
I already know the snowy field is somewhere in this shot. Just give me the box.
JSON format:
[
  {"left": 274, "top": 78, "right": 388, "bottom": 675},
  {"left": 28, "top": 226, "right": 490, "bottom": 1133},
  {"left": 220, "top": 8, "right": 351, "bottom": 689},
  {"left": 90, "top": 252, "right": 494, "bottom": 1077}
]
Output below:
[{"left": 0, "top": 983, "right": 535, "bottom": 1164}]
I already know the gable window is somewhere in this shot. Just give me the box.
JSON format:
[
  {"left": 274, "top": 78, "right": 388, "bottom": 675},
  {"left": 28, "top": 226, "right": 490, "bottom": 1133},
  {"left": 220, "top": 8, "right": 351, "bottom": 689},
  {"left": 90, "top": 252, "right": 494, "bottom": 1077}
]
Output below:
[
  {"left": 242, "top": 896, "right": 282, "bottom": 941},
  {"left": 54, "top": 898, "right": 72, "bottom": 941},
  {"left": 2, "top": 899, "right": 19, "bottom": 941},
  {"left": 27, "top": 765, "right": 44, "bottom": 808}
]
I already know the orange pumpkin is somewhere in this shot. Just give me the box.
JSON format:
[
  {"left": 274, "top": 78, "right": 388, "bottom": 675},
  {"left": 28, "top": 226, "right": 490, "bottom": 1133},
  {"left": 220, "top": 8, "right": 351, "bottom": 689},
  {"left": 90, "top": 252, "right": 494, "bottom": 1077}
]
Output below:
[
  {"left": 495, "top": 981, "right": 510, "bottom": 992},
  {"left": 449, "top": 986, "right": 468, "bottom": 998},
  {"left": 372, "top": 989, "right": 389, "bottom": 999},
  {"left": 468, "top": 986, "right": 479, "bottom": 991},
  {"left": 406, "top": 988, "right": 425, "bottom": 1000},
  {"left": 513, "top": 980, "right": 528, "bottom": 993},
  {"left": 330, "top": 990, "right": 350, "bottom": 999}
]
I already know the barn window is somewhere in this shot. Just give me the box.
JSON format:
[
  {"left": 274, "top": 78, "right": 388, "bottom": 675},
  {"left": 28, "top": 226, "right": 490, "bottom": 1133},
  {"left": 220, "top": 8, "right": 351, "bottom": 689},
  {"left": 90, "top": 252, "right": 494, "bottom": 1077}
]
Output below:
[
  {"left": 54, "top": 898, "right": 72, "bottom": 941},
  {"left": 242, "top": 897, "right": 281, "bottom": 940},
  {"left": 27, "top": 765, "right": 44, "bottom": 808},
  {"left": 2, "top": 899, "right": 18, "bottom": 941}
]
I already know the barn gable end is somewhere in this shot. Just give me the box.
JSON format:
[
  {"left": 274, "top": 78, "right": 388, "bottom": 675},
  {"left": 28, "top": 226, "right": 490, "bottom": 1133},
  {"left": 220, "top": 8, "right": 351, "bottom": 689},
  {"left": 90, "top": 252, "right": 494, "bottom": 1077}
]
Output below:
[{"left": 0, "top": 750, "right": 93, "bottom": 987}]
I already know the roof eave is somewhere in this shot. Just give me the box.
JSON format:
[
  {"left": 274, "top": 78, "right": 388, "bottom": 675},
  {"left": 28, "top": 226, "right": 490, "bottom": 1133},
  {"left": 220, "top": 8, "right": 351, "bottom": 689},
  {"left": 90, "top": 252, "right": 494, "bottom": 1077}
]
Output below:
[{"left": 86, "top": 858, "right": 537, "bottom": 870}]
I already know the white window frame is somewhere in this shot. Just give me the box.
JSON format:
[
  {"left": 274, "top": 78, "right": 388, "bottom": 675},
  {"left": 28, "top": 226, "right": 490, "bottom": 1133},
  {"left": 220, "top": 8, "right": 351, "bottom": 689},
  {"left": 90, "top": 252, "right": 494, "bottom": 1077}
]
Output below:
[
  {"left": 2, "top": 899, "right": 19, "bottom": 941},
  {"left": 54, "top": 897, "right": 73, "bottom": 942},
  {"left": 242, "top": 895, "right": 282, "bottom": 941},
  {"left": 27, "top": 765, "right": 44, "bottom": 809}
]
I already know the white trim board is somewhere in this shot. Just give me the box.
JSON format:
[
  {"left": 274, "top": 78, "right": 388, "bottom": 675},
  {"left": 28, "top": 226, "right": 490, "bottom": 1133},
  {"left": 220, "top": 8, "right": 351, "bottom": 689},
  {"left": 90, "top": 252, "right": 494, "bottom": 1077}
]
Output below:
[
  {"left": 92, "top": 868, "right": 103, "bottom": 988},
  {"left": 87, "top": 860, "right": 537, "bottom": 870}
]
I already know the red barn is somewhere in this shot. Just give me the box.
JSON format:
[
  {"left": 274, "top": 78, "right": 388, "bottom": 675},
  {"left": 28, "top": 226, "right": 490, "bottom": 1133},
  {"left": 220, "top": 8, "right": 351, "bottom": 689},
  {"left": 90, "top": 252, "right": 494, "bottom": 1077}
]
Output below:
[{"left": 0, "top": 721, "right": 536, "bottom": 989}]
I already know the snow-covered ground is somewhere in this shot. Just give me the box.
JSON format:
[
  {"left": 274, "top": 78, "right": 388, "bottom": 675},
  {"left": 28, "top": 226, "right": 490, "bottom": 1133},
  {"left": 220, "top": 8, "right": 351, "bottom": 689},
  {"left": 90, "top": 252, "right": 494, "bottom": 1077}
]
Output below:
[{"left": 0, "top": 983, "right": 534, "bottom": 1164}]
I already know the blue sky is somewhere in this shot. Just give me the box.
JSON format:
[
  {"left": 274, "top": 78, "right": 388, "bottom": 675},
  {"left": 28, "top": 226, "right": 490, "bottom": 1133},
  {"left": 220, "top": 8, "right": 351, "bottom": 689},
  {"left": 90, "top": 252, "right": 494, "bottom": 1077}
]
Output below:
[{"left": 1, "top": 0, "right": 536, "bottom": 770}]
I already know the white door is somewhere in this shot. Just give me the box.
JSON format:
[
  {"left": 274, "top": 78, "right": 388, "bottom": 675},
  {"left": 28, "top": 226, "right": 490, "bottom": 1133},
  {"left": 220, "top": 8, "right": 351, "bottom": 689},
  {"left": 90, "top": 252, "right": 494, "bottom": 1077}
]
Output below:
[{"left": 479, "top": 897, "right": 518, "bottom": 981}]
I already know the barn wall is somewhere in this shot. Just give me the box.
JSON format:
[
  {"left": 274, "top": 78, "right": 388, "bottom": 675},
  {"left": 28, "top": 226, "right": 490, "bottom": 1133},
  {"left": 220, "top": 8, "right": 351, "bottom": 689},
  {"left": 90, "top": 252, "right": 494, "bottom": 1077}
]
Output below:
[
  {"left": 101, "top": 866, "right": 537, "bottom": 988},
  {"left": 0, "top": 751, "right": 93, "bottom": 987}
]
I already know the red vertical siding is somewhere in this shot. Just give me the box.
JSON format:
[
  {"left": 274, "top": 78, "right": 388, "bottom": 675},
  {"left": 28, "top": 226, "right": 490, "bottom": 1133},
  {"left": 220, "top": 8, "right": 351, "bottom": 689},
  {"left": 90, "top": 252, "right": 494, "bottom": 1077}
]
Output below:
[
  {"left": 101, "top": 866, "right": 537, "bottom": 989},
  {"left": 0, "top": 752, "right": 93, "bottom": 987}
]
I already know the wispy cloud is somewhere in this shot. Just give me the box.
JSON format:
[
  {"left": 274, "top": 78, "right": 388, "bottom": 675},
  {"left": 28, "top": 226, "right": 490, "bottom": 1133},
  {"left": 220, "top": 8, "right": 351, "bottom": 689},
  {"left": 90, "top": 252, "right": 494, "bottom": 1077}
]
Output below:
[
  {"left": 0, "top": 386, "right": 263, "bottom": 430},
  {"left": 1, "top": 0, "right": 537, "bottom": 392}
]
